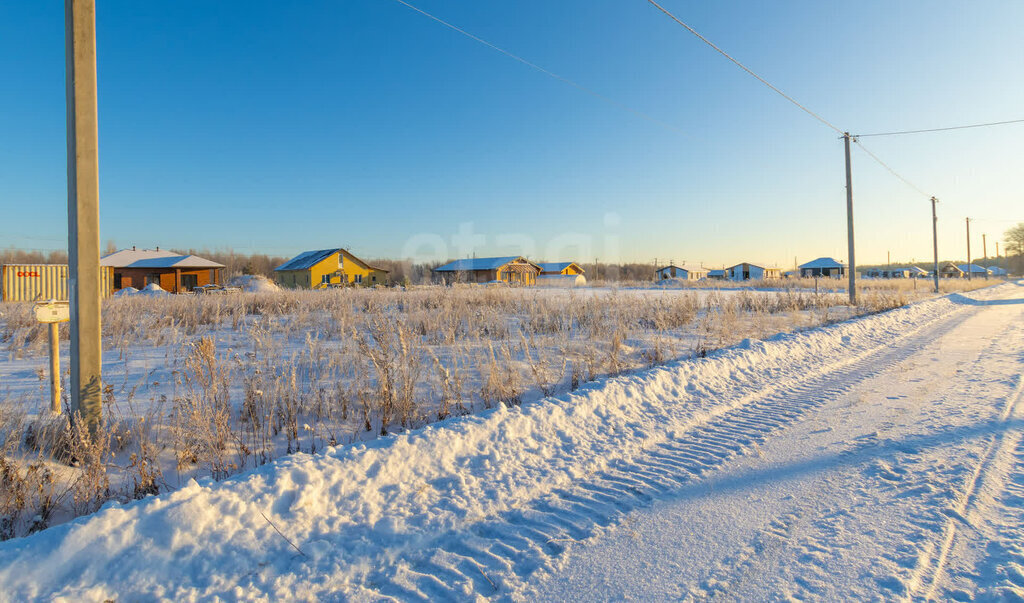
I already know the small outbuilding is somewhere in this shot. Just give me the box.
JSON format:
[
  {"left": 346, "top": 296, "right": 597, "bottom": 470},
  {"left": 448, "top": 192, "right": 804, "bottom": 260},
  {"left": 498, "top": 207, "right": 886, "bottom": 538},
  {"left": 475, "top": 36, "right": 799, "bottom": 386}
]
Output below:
[
  {"left": 707, "top": 269, "right": 727, "bottom": 280},
  {"left": 656, "top": 265, "right": 708, "bottom": 281},
  {"left": 727, "top": 262, "right": 782, "bottom": 281},
  {"left": 433, "top": 256, "right": 542, "bottom": 286},
  {"left": 102, "top": 248, "right": 224, "bottom": 294},
  {"left": 799, "top": 257, "right": 847, "bottom": 278},
  {"left": 275, "top": 248, "right": 388, "bottom": 289}
]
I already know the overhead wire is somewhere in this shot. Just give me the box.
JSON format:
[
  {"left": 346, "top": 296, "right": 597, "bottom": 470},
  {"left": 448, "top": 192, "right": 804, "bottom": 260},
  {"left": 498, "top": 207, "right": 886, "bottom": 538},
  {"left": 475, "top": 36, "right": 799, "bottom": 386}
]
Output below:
[
  {"left": 396, "top": 0, "right": 1006, "bottom": 216},
  {"left": 855, "top": 118, "right": 1024, "bottom": 138},
  {"left": 645, "top": 0, "right": 843, "bottom": 135},
  {"left": 645, "top": 0, "right": 945, "bottom": 204},
  {"left": 389, "top": 0, "right": 689, "bottom": 136},
  {"left": 851, "top": 139, "right": 931, "bottom": 199}
]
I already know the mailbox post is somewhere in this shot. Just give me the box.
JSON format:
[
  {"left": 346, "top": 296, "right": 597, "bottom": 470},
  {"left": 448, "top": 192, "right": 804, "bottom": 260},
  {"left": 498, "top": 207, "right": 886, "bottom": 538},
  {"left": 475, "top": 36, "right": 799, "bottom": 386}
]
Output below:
[{"left": 35, "top": 300, "right": 70, "bottom": 414}]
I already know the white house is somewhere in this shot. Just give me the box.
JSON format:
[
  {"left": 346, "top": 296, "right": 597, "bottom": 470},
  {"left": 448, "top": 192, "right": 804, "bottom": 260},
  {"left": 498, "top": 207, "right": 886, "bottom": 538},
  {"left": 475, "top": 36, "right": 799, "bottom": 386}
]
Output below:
[
  {"left": 799, "top": 257, "right": 847, "bottom": 278},
  {"left": 727, "top": 262, "right": 781, "bottom": 281},
  {"left": 656, "top": 264, "right": 708, "bottom": 281}
]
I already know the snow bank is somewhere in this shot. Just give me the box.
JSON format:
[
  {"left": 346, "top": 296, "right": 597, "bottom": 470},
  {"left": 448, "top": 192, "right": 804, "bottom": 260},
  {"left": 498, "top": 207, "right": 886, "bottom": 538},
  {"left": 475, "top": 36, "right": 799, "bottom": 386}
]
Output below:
[
  {"left": 0, "top": 284, "right": 1011, "bottom": 600},
  {"left": 228, "top": 274, "right": 280, "bottom": 293},
  {"left": 112, "top": 284, "right": 167, "bottom": 297}
]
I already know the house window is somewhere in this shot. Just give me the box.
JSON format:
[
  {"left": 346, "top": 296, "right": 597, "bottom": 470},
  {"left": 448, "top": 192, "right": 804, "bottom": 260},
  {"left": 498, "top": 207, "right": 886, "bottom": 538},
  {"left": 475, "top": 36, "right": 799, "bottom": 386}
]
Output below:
[
  {"left": 322, "top": 274, "right": 331, "bottom": 284},
  {"left": 371, "top": 275, "right": 377, "bottom": 283},
  {"left": 113, "top": 273, "right": 122, "bottom": 289},
  {"left": 355, "top": 274, "right": 363, "bottom": 284},
  {"left": 181, "top": 274, "right": 198, "bottom": 291},
  {"left": 146, "top": 274, "right": 160, "bottom": 286}
]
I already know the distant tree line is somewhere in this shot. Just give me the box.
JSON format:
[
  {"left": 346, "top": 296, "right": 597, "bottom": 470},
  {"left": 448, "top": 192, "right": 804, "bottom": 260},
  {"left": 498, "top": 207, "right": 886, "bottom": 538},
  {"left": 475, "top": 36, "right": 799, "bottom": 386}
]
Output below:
[
  {"left": 0, "top": 248, "right": 68, "bottom": 266},
  {"left": 6, "top": 226, "right": 1021, "bottom": 283}
]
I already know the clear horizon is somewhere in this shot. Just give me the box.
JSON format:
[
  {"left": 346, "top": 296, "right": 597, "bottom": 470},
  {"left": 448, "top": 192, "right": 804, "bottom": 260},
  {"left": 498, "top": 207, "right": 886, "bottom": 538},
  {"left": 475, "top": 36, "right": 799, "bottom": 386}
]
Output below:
[{"left": 1, "top": 1, "right": 1022, "bottom": 266}]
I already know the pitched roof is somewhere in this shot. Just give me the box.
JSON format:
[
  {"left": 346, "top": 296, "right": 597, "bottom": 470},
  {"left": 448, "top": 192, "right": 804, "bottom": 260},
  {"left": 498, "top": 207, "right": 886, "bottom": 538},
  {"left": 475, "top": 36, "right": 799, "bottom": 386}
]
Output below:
[
  {"left": 275, "top": 249, "right": 340, "bottom": 272},
  {"left": 727, "top": 262, "right": 775, "bottom": 270},
  {"left": 657, "top": 264, "right": 707, "bottom": 273},
  {"left": 101, "top": 249, "right": 224, "bottom": 269},
  {"left": 434, "top": 257, "right": 525, "bottom": 272},
  {"left": 275, "top": 248, "right": 389, "bottom": 273},
  {"left": 957, "top": 263, "right": 989, "bottom": 273},
  {"left": 101, "top": 248, "right": 177, "bottom": 267},
  {"left": 906, "top": 266, "right": 929, "bottom": 274},
  {"left": 128, "top": 255, "right": 224, "bottom": 269},
  {"left": 538, "top": 262, "right": 575, "bottom": 273},
  {"left": 799, "top": 257, "right": 845, "bottom": 269}
]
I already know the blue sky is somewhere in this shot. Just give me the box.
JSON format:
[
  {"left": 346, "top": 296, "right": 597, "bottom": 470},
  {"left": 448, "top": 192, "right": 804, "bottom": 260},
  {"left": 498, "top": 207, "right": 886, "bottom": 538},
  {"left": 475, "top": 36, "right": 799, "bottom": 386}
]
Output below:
[{"left": 1, "top": 1, "right": 1022, "bottom": 267}]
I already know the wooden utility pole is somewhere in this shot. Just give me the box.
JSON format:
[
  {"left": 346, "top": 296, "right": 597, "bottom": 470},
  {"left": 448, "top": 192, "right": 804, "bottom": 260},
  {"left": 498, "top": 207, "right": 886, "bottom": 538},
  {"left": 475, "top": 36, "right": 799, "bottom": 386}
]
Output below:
[
  {"left": 982, "top": 233, "right": 988, "bottom": 279},
  {"left": 931, "top": 197, "right": 939, "bottom": 293},
  {"left": 843, "top": 133, "right": 857, "bottom": 305},
  {"left": 66, "top": 0, "right": 102, "bottom": 434},
  {"left": 965, "top": 217, "right": 972, "bottom": 281}
]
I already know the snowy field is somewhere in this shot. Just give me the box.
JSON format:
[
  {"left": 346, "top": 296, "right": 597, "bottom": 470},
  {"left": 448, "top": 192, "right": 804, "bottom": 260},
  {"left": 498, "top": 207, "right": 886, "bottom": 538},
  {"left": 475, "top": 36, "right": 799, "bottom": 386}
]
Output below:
[
  {"left": 1, "top": 282, "right": 927, "bottom": 536},
  {"left": 0, "top": 279, "right": 1018, "bottom": 600}
]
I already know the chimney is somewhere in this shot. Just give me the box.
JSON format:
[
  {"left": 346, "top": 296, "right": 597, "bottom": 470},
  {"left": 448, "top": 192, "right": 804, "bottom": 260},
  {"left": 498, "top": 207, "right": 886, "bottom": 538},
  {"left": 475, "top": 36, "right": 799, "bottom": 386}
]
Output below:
[
  {"left": 132, "top": 245, "right": 136, "bottom": 251},
  {"left": 156, "top": 246, "right": 159, "bottom": 251}
]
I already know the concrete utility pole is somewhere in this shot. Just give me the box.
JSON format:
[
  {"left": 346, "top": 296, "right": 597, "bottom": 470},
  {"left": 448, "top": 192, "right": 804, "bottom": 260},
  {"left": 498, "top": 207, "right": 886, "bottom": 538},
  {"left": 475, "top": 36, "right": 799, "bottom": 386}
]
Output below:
[
  {"left": 996, "top": 241, "right": 1000, "bottom": 258},
  {"left": 843, "top": 133, "right": 857, "bottom": 305},
  {"left": 931, "top": 197, "right": 939, "bottom": 293},
  {"left": 965, "top": 217, "right": 972, "bottom": 281},
  {"left": 66, "top": 0, "right": 102, "bottom": 434}
]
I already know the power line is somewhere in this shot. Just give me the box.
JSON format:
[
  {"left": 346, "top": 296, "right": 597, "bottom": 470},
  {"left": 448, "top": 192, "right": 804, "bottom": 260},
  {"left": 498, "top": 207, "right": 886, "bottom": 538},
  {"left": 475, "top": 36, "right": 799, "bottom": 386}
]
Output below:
[
  {"left": 855, "top": 118, "right": 1024, "bottom": 138},
  {"left": 389, "top": 0, "right": 688, "bottom": 136},
  {"left": 645, "top": 0, "right": 843, "bottom": 135},
  {"left": 851, "top": 138, "right": 930, "bottom": 198}
]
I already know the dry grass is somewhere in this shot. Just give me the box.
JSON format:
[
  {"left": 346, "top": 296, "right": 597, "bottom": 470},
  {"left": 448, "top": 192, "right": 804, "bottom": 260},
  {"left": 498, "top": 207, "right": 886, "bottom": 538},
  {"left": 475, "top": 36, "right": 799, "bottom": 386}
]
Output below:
[{"left": 0, "top": 277, "right": 998, "bottom": 539}]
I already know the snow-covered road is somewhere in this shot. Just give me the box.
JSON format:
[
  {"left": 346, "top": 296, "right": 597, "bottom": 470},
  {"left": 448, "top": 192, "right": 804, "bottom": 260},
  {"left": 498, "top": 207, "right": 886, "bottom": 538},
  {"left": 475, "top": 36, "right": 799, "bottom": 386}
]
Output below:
[
  {"left": 0, "top": 282, "right": 1021, "bottom": 601},
  {"left": 535, "top": 284, "right": 1024, "bottom": 601}
]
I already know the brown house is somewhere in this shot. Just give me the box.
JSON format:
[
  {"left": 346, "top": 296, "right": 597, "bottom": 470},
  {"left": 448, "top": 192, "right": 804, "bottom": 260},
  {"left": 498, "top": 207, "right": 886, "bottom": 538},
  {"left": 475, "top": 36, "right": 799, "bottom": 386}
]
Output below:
[
  {"left": 433, "top": 256, "right": 541, "bottom": 285},
  {"left": 101, "top": 248, "right": 224, "bottom": 293}
]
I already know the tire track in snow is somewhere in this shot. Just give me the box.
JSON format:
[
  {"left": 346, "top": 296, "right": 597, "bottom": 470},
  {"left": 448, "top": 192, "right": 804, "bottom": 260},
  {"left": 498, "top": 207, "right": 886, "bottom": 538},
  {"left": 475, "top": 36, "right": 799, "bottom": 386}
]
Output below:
[
  {"left": 360, "top": 308, "right": 981, "bottom": 600},
  {"left": 972, "top": 436, "right": 1024, "bottom": 599},
  {"left": 904, "top": 372, "right": 1024, "bottom": 602}
]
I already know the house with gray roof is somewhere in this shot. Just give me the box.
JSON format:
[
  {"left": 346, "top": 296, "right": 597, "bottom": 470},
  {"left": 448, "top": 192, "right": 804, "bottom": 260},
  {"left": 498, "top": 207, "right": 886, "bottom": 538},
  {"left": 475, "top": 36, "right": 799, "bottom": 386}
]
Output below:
[
  {"left": 655, "top": 264, "right": 708, "bottom": 281},
  {"left": 101, "top": 247, "right": 225, "bottom": 293},
  {"left": 274, "top": 248, "right": 388, "bottom": 289},
  {"left": 798, "top": 257, "right": 847, "bottom": 278},
  {"left": 433, "top": 256, "right": 542, "bottom": 286}
]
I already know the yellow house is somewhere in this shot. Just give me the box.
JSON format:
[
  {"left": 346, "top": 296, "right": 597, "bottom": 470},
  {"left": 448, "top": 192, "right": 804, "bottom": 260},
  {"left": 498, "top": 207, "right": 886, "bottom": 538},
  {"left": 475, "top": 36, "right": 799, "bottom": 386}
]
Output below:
[
  {"left": 274, "top": 248, "right": 389, "bottom": 289},
  {"left": 537, "top": 262, "right": 585, "bottom": 276}
]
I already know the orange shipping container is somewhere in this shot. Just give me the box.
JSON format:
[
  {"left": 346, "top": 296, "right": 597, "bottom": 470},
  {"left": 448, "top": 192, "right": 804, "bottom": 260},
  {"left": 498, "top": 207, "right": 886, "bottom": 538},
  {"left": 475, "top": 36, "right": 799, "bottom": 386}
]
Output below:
[{"left": 1, "top": 264, "right": 114, "bottom": 302}]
